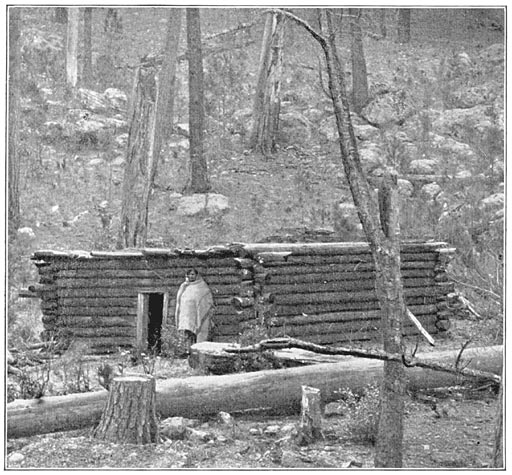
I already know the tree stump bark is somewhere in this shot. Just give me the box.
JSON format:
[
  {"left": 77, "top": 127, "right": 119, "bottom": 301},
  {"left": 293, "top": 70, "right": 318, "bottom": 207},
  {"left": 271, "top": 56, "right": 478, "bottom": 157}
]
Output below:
[
  {"left": 296, "top": 385, "right": 323, "bottom": 445},
  {"left": 93, "top": 375, "right": 158, "bottom": 444}
]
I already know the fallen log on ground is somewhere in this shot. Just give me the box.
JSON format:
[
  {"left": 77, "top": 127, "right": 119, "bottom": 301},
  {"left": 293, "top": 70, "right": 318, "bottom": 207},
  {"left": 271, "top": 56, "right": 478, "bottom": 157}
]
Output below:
[{"left": 7, "top": 345, "right": 502, "bottom": 439}]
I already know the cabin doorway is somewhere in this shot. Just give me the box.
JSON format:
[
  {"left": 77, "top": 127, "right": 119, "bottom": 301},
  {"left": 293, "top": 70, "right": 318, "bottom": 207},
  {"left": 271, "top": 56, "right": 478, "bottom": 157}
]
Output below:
[{"left": 137, "top": 292, "right": 169, "bottom": 354}]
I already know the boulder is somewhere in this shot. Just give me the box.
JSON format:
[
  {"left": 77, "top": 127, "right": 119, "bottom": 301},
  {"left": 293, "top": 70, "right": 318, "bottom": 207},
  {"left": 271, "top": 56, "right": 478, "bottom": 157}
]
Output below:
[
  {"left": 479, "top": 43, "right": 504, "bottom": 65},
  {"left": 176, "top": 193, "right": 230, "bottom": 216},
  {"left": 7, "top": 452, "right": 24, "bottom": 464},
  {"left": 359, "top": 145, "right": 383, "bottom": 171},
  {"left": 362, "top": 90, "right": 414, "bottom": 127},
  {"left": 421, "top": 182, "right": 442, "bottom": 200},
  {"left": 448, "top": 83, "right": 498, "bottom": 109},
  {"left": 17, "top": 227, "right": 35, "bottom": 239},
  {"left": 103, "top": 88, "right": 128, "bottom": 111},
  {"left": 431, "top": 134, "right": 475, "bottom": 161},
  {"left": 353, "top": 123, "right": 380, "bottom": 142},
  {"left": 480, "top": 192, "right": 504, "bottom": 210},
  {"left": 280, "top": 112, "right": 313, "bottom": 144},
  {"left": 397, "top": 179, "right": 414, "bottom": 198},
  {"left": 409, "top": 159, "right": 437, "bottom": 175},
  {"left": 432, "top": 105, "right": 497, "bottom": 137}
]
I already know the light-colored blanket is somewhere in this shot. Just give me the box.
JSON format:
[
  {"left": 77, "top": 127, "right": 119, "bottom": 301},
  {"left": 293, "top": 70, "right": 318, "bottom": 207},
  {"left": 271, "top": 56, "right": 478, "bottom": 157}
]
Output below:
[{"left": 175, "top": 277, "right": 214, "bottom": 342}]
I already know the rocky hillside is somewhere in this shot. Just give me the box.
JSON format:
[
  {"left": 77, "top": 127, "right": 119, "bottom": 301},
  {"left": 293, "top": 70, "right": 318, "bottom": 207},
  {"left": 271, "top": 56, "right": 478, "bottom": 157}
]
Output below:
[{"left": 9, "top": 8, "right": 504, "bottom": 344}]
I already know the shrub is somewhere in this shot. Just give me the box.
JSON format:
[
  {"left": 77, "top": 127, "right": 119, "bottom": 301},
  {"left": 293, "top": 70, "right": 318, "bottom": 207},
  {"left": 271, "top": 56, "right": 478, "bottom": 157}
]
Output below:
[{"left": 336, "top": 384, "right": 380, "bottom": 445}]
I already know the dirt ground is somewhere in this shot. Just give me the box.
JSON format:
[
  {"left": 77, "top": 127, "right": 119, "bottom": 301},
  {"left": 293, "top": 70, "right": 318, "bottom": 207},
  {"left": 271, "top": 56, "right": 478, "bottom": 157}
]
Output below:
[{"left": 6, "top": 366, "right": 498, "bottom": 469}]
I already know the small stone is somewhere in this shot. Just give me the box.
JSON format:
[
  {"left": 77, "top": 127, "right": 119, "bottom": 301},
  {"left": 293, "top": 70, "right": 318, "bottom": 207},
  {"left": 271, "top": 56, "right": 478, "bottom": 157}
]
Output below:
[
  {"left": 217, "top": 435, "right": 228, "bottom": 443},
  {"left": 8, "top": 452, "right": 25, "bottom": 464},
  {"left": 249, "top": 427, "right": 261, "bottom": 436},
  {"left": 160, "top": 416, "right": 188, "bottom": 440},
  {"left": 218, "top": 411, "right": 233, "bottom": 425},
  {"left": 264, "top": 425, "right": 280, "bottom": 436},
  {"left": 188, "top": 428, "right": 212, "bottom": 442},
  {"left": 281, "top": 423, "right": 296, "bottom": 434}
]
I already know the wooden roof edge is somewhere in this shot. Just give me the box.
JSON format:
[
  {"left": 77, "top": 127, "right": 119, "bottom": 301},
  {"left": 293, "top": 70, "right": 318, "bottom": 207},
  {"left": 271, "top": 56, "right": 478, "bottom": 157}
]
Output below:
[{"left": 31, "top": 241, "right": 453, "bottom": 260}]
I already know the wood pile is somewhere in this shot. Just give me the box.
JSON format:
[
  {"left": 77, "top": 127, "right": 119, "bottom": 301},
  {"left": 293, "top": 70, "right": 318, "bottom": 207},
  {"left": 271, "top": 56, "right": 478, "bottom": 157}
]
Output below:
[
  {"left": 238, "top": 242, "right": 455, "bottom": 345},
  {"left": 26, "top": 241, "right": 456, "bottom": 353}
]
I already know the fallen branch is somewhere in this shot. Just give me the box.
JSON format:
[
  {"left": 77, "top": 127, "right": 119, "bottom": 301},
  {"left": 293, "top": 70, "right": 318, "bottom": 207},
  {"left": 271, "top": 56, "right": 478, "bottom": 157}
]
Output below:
[
  {"left": 225, "top": 337, "right": 501, "bottom": 384},
  {"left": 406, "top": 308, "right": 435, "bottom": 346}
]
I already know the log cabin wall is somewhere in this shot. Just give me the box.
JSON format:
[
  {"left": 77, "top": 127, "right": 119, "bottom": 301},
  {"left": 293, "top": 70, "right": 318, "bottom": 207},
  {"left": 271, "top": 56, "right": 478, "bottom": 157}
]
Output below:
[{"left": 29, "top": 242, "right": 455, "bottom": 353}]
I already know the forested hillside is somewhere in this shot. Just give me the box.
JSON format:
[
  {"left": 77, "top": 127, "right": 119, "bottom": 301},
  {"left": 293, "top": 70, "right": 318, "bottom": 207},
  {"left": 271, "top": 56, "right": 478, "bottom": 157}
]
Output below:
[{"left": 8, "top": 7, "right": 503, "bottom": 345}]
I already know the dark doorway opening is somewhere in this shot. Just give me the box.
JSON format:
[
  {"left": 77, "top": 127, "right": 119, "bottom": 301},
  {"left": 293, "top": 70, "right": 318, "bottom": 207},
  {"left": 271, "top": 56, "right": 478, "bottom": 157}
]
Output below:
[{"left": 147, "top": 293, "right": 164, "bottom": 353}]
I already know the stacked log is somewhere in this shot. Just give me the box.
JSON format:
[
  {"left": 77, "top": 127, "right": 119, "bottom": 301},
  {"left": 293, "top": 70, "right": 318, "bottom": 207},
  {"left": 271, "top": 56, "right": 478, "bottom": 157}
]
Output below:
[
  {"left": 27, "top": 241, "right": 456, "bottom": 354},
  {"left": 240, "top": 242, "right": 455, "bottom": 346},
  {"left": 31, "top": 247, "right": 246, "bottom": 352}
]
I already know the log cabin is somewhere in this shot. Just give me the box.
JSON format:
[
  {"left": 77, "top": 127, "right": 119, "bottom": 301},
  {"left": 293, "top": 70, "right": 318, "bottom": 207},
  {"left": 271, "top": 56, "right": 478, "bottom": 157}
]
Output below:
[{"left": 23, "top": 241, "right": 456, "bottom": 354}]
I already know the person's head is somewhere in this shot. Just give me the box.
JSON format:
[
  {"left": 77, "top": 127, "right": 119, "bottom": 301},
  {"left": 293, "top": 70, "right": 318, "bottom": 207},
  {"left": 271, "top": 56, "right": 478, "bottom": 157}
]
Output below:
[{"left": 186, "top": 268, "right": 198, "bottom": 282}]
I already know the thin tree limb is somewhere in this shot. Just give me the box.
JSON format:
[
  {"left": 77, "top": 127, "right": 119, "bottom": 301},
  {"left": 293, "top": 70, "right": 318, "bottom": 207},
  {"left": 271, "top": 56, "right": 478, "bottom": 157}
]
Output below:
[
  {"left": 270, "top": 8, "right": 326, "bottom": 45},
  {"left": 406, "top": 308, "right": 435, "bottom": 346},
  {"left": 224, "top": 337, "right": 501, "bottom": 384}
]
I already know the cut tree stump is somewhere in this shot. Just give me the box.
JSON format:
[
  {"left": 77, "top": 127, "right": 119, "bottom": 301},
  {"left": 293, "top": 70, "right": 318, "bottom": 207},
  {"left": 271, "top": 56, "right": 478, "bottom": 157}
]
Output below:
[
  {"left": 92, "top": 375, "right": 158, "bottom": 444},
  {"left": 296, "top": 385, "right": 323, "bottom": 445},
  {"left": 7, "top": 345, "right": 502, "bottom": 439}
]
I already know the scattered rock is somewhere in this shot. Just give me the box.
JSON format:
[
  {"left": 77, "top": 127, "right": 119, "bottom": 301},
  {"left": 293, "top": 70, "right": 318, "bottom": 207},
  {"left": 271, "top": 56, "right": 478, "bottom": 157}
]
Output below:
[
  {"left": 249, "top": 427, "right": 261, "bottom": 436},
  {"left": 8, "top": 452, "right": 25, "bottom": 464},
  {"left": 218, "top": 412, "right": 234, "bottom": 425},
  {"left": 281, "top": 423, "right": 297, "bottom": 434},
  {"left": 353, "top": 123, "right": 380, "bottom": 141},
  {"left": 17, "top": 227, "right": 36, "bottom": 239},
  {"left": 264, "top": 425, "right": 280, "bottom": 436},
  {"left": 421, "top": 182, "right": 442, "bottom": 200},
  {"left": 432, "top": 105, "right": 498, "bottom": 137},
  {"left": 160, "top": 417, "right": 188, "bottom": 440},
  {"left": 449, "top": 83, "right": 498, "bottom": 109},
  {"left": 103, "top": 88, "right": 128, "bottom": 111},
  {"left": 409, "top": 159, "right": 437, "bottom": 175},
  {"left": 359, "top": 145, "right": 384, "bottom": 171},
  {"left": 176, "top": 193, "right": 230, "bottom": 216},
  {"left": 362, "top": 90, "right": 413, "bottom": 127},
  {"left": 480, "top": 192, "right": 504, "bottom": 210},
  {"left": 479, "top": 43, "right": 504, "bottom": 65},
  {"left": 188, "top": 428, "right": 213, "bottom": 442},
  {"left": 398, "top": 178, "right": 414, "bottom": 198}
]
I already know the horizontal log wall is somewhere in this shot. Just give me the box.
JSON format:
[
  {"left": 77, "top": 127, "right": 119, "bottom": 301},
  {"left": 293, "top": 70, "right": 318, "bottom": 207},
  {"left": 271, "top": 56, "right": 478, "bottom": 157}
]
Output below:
[{"left": 31, "top": 242, "right": 456, "bottom": 353}]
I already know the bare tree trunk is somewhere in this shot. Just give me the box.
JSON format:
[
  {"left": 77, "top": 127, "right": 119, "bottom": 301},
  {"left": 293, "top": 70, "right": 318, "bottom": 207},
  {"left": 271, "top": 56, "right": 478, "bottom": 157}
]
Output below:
[
  {"left": 277, "top": 9, "right": 407, "bottom": 467},
  {"left": 249, "top": 12, "right": 285, "bottom": 156},
  {"left": 491, "top": 383, "right": 503, "bottom": 467},
  {"left": 83, "top": 7, "right": 93, "bottom": 87},
  {"left": 397, "top": 9, "right": 411, "bottom": 44},
  {"left": 186, "top": 8, "right": 210, "bottom": 193},
  {"left": 66, "top": 8, "right": 80, "bottom": 89},
  {"left": 93, "top": 375, "right": 158, "bottom": 444},
  {"left": 379, "top": 9, "right": 387, "bottom": 38},
  {"left": 160, "top": 9, "right": 183, "bottom": 143},
  {"left": 117, "top": 59, "right": 158, "bottom": 248},
  {"left": 349, "top": 8, "right": 369, "bottom": 114},
  {"left": 117, "top": 13, "right": 182, "bottom": 248},
  {"left": 8, "top": 7, "right": 21, "bottom": 235},
  {"left": 54, "top": 7, "right": 67, "bottom": 24}
]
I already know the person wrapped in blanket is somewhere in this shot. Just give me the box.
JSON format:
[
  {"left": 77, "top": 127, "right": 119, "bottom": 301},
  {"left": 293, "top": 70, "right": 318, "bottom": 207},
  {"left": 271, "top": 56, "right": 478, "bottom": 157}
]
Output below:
[{"left": 175, "top": 268, "right": 214, "bottom": 356}]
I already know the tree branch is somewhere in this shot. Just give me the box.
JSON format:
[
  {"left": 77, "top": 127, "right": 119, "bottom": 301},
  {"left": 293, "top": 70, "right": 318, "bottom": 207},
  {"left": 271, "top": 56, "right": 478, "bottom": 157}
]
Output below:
[
  {"left": 269, "top": 8, "right": 326, "bottom": 45},
  {"left": 224, "top": 337, "right": 501, "bottom": 384}
]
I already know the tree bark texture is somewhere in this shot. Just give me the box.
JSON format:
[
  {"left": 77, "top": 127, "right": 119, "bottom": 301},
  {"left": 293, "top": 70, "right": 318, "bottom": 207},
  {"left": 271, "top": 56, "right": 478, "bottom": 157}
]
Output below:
[
  {"left": 349, "top": 9, "right": 369, "bottom": 113},
  {"left": 379, "top": 9, "right": 387, "bottom": 38},
  {"left": 160, "top": 9, "right": 182, "bottom": 143},
  {"left": 296, "top": 385, "right": 323, "bottom": 444},
  {"left": 290, "top": 9, "right": 407, "bottom": 467},
  {"left": 491, "top": 383, "right": 503, "bottom": 467},
  {"left": 249, "top": 12, "right": 285, "bottom": 156},
  {"left": 93, "top": 375, "right": 158, "bottom": 444},
  {"left": 8, "top": 7, "right": 21, "bottom": 234},
  {"left": 66, "top": 8, "right": 80, "bottom": 88},
  {"left": 117, "top": 60, "right": 158, "bottom": 248},
  {"left": 186, "top": 8, "right": 210, "bottom": 193},
  {"left": 7, "top": 345, "right": 502, "bottom": 439},
  {"left": 83, "top": 8, "right": 93, "bottom": 87},
  {"left": 397, "top": 9, "right": 411, "bottom": 44}
]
